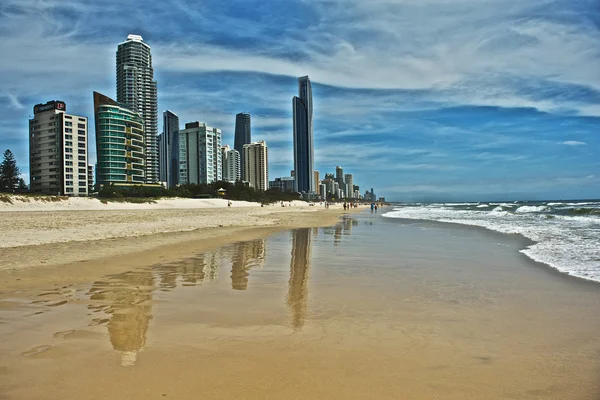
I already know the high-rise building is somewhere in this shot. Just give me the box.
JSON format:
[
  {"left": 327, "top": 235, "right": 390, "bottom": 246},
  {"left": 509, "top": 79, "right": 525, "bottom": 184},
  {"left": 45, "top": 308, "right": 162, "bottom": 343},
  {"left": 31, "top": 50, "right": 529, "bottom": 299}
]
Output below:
[
  {"left": 158, "top": 133, "right": 165, "bottom": 182},
  {"left": 243, "top": 141, "right": 268, "bottom": 191},
  {"left": 319, "top": 184, "right": 327, "bottom": 199},
  {"left": 29, "top": 100, "right": 89, "bottom": 196},
  {"left": 234, "top": 113, "right": 251, "bottom": 179},
  {"left": 292, "top": 76, "right": 314, "bottom": 193},
  {"left": 314, "top": 171, "right": 320, "bottom": 195},
  {"left": 221, "top": 145, "right": 240, "bottom": 183},
  {"left": 344, "top": 173, "right": 353, "bottom": 189},
  {"left": 335, "top": 166, "right": 344, "bottom": 187},
  {"left": 116, "top": 34, "right": 158, "bottom": 183},
  {"left": 94, "top": 92, "right": 145, "bottom": 187},
  {"left": 160, "top": 110, "right": 179, "bottom": 188},
  {"left": 87, "top": 165, "right": 94, "bottom": 193},
  {"left": 269, "top": 177, "right": 295, "bottom": 192},
  {"left": 179, "top": 122, "right": 222, "bottom": 185}
]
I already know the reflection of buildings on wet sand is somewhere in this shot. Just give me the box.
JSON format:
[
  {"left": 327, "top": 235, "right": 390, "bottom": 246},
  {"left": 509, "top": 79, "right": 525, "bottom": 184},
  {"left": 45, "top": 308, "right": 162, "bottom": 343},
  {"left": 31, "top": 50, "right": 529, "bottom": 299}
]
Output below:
[
  {"left": 325, "top": 217, "right": 356, "bottom": 246},
  {"left": 230, "top": 239, "right": 266, "bottom": 290},
  {"left": 287, "top": 228, "right": 313, "bottom": 329},
  {"left": 157, "top": 251, "right": 222, "bottom": 290},
  {"left": 87, "top": 270, "right": 154, "bottom": 367}
]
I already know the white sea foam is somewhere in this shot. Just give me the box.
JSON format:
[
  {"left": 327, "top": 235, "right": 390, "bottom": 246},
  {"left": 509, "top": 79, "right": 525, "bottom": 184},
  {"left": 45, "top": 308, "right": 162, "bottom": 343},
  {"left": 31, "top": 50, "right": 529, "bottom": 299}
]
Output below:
[
  {"left": 515, "top": 205, "right": 548, "bottom": 213},
  {"left": 383, "top": 203, "right": 600, "bottom": 283},
  {"left": 476, "top": 204, "right": 489, "bottom": 208}
]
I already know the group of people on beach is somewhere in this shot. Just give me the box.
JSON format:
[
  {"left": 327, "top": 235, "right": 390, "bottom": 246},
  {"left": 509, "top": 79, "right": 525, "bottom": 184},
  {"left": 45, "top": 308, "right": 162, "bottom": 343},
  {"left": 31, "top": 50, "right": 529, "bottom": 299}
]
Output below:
[{"left": 342, "top": 202, "right": 358, "bottom": 211}]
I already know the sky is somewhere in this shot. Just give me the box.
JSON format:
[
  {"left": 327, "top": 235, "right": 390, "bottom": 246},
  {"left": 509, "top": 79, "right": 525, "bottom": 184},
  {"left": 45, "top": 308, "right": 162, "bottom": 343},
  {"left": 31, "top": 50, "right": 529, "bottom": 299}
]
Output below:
[{"left": 0, "top": 0, "right": 599, "bottom": 202}]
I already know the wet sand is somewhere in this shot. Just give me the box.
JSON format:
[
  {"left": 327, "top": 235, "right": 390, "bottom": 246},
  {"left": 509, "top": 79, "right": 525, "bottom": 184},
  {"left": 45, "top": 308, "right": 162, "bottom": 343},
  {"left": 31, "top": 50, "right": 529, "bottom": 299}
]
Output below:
[{"left": 1, "top": 210, "right": 600, "bottom": 399}]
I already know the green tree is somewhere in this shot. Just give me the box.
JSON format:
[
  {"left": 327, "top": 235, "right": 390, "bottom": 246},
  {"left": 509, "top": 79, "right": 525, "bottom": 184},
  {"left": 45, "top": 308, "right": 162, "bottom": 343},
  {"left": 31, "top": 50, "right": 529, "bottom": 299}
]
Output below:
[{"left": 0, "top": 149, "right": 20, "bottom": 192}]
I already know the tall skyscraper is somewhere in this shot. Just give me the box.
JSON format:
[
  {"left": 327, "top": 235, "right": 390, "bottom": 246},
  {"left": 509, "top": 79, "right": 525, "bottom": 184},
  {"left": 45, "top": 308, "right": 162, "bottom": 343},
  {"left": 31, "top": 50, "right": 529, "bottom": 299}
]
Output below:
[
  {"left": 179, "top": 122, "right": 222, "bottom": 185},
  {"left": 94, "top": 92, "right": 145, "bottom": 187},
  {"left": 314, "top": 171, "right": 320, "bottom": 195},
  {"left": 243, "top": 141, "right": 268, "bottom": 191},
  {"left": 335, "top": 166, "right": 344, "bottom": 186},
  {"left": 221, "top": 145, "right": 241, "bottom": 183},
  {"left": 234, "top": 113, "right": 251, "bottom": 178},
  {"left": 160, "top": 110, "right": 180, "bottom": 189},
  {"left": 116, "top": 34, "right": 158, "bottom": 183},
  {"left": 158, "top": 133, "right": 165, "bottom": 182},
  {"left": 292, "top": 76, "right": 314, "bottom": 193},
  {"left": 29, "top": 100, "right": 89, "bottom": 196}
]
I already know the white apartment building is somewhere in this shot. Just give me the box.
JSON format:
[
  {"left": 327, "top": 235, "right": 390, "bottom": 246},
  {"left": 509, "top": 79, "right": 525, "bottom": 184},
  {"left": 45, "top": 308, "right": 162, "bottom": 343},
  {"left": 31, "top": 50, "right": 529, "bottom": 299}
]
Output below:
[
  {"left": 179, "top": 121, "right": 222, "bottom": 185},
  {"left": 29, "top": 101, "right": 89, "bottom": 196},
  {"left": 221, "top": 145, "right": 241, "bottom": 183},
  {"left": 243, "top": 141, "right": 268, "bottom": 191}
]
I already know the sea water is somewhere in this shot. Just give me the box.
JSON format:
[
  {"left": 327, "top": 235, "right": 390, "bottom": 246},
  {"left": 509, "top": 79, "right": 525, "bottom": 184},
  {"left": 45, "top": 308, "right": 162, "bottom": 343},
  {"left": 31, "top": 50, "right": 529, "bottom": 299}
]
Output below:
[{"left": 383, "top": 201, "right": 600, "bottom": 283}]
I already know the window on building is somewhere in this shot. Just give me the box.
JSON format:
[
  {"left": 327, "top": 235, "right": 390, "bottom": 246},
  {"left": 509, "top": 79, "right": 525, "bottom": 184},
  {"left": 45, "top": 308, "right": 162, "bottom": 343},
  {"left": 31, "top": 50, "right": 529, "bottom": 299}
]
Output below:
[
  {"left": 66, "top": 174, "right": 73, "bottom": 179},
  {"left": 65, "top": 161, "right": 73, "bottom": 166},
  {"left": 78, "top": 124, "right": 85, "bottom": 129},
  {"left": 78, "top": 162, "right": 86, "bottom": 167},
  {"left": 65, "top": 154, "right": 73, "bottom": 160},
  {"left": 65, "top": 141, "right": 72, "bottom": 147},
  {"left": 78, "top": 149, "right": 86, "bottom": 154},
  {"left": 78, "top": 118, "right": 85, "bottom": 122},
  {"left": 78, "top": 156, "right": 86, "bottom": 161},
  {"left": 65, "top": 135, "right": 72, "bottom": 140},
  {"left": 78, "top": 130, "right": 86, "bottom": 136},
  {"left": 66, "top": 168, "right": 73, "bottom": 173},
  {"left": 65, "top": 115, "right": 72, "bottom": 119},
  {"left": 65, "top": 128, "right": 72, "bottom": 133},
  {"left": 78, "top": 175, "right": 86, "bottom": 180},
  {"left": 65, "top": 148, "right": 72, "bottom": 153},
  {"left": 65, "top": 121, "right": 73, "bottom": 127}
]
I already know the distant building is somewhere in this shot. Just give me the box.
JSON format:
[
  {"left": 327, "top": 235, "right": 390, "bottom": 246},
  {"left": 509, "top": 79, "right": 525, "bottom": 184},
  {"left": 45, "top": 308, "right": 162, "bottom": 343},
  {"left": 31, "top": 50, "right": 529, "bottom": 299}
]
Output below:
[
  {"left": 243, "top": 141, "right": 268, "bottom": 191},
  {"left": 269, "top": 177, "right": 295, "bottom": 192},
  {"left": 221, "top": 145, "right": 240, "bottom": 183},
  {"left": 314, "top": 171, "right": 320, "bottom": 194},
  {"left": 335, "top": 166, "right": 344, "bottom": 187},
  {"left": 116, "top": 34, "right": 158, "bottom": 183},
  {"left": 344, "top": 174, "right": 353, "bottom": 189},
  {"left": 179, "top": 121, "right": 222, "bottom": 185},
  {"left": 87, "top": 165, "right": 94, "bottom": 193},
  {"left": 379, "top": 197, "right": 386, "bottom": 203},
  {"left": 94, "top": 92, "right": 146, "bottom": 187},
  {"left": 234, "top": 113, "right": 251, "bottom": 179},
  {"left": 292, "top": 76, "right": 314, "bottom": 193},
  {"left": 160, "top": 110, "right": 179, "bottom": 188},
  {"left": 29, "top": 100, "right": 89, "bottom": 196},
  {"left": 319, "top": 184, "right": 327, "bottom": 199}
]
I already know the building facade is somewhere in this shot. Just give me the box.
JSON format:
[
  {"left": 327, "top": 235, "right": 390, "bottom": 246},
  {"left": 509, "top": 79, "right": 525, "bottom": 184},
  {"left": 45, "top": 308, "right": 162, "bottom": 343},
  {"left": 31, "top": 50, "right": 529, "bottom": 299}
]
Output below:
[
  {"left": 116, "top": 34, "right": 158, "bottom": 183},
  {"left": 29, "top": 100, "right": 89, "bottom": 196},
  {"left": 94, "top": 92, "right": 146, "bottom": 187},
  {"left": 243, "top": 141, "right": 268, "bottom": 191},
  {"left": 159, "top": 110, "right": 180, "bottom": 188},
  {"left": 179, "top": 122, "right": 222, "bottom": 185},
  {"left": 234, "top": 112, "right": 251, "bottom": 179},
  {"left": 314, "top": 171, "right": 320, "bottom": 195},
  {"left": 336, "top": 166, "right": 344, "bottom": 187},
  {"left": 269, "top": 177, "right": 295, "bottom": 192},
  {"left": 292, "top": 76, "right": 314, "bottom": 193},
  {"left": 221, "top": 145, "right": 241, "bottom": 183}
]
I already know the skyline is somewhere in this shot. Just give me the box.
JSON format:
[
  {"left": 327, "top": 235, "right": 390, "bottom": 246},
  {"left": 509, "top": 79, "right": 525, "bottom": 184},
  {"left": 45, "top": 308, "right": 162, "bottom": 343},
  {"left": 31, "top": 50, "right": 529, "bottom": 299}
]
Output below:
[{"left": 1, "top": 0, "right": 599, "bottom": 201}]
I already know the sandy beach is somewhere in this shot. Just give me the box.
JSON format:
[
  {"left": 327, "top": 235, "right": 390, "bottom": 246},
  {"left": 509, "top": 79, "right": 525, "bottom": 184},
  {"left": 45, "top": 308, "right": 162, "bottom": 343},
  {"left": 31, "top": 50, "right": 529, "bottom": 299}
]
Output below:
[{"left": 1, "top": 201, "right": 599, "bottom": 399}]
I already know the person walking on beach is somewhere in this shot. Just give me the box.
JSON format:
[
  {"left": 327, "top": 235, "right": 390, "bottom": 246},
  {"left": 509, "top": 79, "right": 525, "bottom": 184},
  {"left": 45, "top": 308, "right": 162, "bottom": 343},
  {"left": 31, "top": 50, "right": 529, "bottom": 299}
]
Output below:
[{"left": 370, "top": 203, "right": 375, "bottom": 212}]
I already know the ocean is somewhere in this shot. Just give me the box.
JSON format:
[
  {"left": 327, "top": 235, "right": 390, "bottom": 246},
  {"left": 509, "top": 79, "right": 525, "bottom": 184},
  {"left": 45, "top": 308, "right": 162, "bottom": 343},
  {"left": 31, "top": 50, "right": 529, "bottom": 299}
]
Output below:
[{"left": 383, "top": 200, "right": 600, "bottom": 283}]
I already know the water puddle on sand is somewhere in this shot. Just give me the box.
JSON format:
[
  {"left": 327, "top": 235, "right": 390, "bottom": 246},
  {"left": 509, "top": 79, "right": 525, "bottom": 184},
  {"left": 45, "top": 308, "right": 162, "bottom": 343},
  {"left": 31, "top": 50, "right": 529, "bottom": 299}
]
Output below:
[{"left": 2, "top": 216, "right": 600, "bottom": 399}]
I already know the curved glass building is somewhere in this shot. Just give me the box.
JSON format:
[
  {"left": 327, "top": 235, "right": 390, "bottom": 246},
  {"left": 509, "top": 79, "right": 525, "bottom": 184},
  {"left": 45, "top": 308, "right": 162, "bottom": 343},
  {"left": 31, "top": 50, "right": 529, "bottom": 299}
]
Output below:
[{"left": 94, "top": 92, "right": 145, "bottom": 186}]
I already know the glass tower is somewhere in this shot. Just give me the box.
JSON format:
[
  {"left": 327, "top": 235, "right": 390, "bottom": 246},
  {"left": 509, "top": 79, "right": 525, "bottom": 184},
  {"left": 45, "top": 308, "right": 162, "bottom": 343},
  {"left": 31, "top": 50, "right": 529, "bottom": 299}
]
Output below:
[
  {"left": 94, "top": 91, "right": 145, "bottom": 186},
  {"left": 292, "top": 76, "right": 314, "bottom": 193},
  {"left": 234, "top": 112, "right": 251, "bottom": 179},
  {"left": 116, "top": 34, "right": 158, "bottom": 183}
]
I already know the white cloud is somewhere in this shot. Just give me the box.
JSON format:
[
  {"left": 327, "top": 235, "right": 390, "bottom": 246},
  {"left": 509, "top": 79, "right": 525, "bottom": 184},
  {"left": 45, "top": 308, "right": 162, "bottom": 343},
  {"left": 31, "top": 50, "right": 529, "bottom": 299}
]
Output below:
[{"left": 561, "top": 141, "right": 587, "bottom": 146}]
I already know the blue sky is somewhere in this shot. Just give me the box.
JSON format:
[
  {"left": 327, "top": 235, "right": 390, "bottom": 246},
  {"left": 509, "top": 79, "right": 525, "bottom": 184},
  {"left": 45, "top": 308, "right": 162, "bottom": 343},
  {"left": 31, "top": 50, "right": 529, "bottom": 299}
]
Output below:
[{"left": 0, "top": 0, "right": 599, "bottom": 201}]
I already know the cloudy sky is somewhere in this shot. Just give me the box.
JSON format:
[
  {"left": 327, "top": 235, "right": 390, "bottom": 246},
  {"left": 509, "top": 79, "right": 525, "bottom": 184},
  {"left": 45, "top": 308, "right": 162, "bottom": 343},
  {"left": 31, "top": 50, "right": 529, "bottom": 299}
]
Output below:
[{"left": 0, "top": 0, "right": 599, "bottom": 201}]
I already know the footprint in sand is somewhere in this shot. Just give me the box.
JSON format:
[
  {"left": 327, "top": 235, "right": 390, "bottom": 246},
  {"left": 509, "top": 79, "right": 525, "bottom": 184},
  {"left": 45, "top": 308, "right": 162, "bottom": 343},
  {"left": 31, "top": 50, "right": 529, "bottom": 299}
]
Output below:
[
  {"left": 90, "top": 318, "right": 109, "bottom": 326},
  {"left": 21, "top": 345, "right": 51, "bottom": 357},
  {"left": 53, "top": 330, "right": 75, "bottom": 339}
]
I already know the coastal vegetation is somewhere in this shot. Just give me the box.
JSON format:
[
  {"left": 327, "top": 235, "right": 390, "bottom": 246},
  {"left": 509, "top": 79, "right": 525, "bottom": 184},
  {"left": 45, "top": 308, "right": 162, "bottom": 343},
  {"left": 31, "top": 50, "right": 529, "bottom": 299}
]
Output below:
[{"left": 97, "top": 181, "right": 302, "bottom": 204}]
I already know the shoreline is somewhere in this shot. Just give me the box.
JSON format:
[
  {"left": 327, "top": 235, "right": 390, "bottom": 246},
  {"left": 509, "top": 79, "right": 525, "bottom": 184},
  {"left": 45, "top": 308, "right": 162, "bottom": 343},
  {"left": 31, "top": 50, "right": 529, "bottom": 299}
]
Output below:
[
  {"left": 0, "top": 207, "right": 361, "bottom": 292},
  {"left": 380, "top": 213, "right": 600, "bottom": 288}
]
